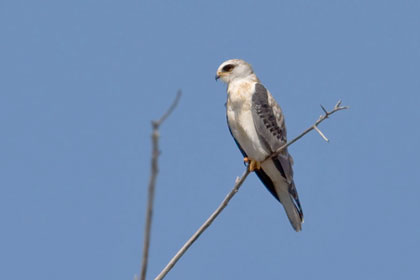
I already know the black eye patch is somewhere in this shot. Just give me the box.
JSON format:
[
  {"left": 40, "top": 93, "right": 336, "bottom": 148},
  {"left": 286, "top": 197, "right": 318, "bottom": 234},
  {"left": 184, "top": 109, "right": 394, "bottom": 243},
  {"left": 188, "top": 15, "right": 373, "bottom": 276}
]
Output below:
[{"left": 222, "top": 64, "right": 235, "bottom": 72}]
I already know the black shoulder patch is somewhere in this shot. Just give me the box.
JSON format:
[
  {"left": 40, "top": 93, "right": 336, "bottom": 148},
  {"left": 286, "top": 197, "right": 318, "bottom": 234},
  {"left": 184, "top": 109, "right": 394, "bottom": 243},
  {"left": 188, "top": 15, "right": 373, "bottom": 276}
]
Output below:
[{"left": 252, "top": 83, "right": 269, "bottom": 105}]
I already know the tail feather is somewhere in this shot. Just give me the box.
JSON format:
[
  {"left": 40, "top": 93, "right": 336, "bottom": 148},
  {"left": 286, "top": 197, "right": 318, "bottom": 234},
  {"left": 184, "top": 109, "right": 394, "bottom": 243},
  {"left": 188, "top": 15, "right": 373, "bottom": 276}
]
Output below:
[
  {"left": 254, "top": 162, "right": 304, "bottom": 231},
  {"left": 278, "top": 190, "right": 304, "bottom": 232}
]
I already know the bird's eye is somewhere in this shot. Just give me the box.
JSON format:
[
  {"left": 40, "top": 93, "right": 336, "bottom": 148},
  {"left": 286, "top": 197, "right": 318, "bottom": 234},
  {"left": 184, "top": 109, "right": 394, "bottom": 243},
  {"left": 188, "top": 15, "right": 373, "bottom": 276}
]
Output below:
[{"left": 222, "top": 64, "right": 235, "bottom": 72}]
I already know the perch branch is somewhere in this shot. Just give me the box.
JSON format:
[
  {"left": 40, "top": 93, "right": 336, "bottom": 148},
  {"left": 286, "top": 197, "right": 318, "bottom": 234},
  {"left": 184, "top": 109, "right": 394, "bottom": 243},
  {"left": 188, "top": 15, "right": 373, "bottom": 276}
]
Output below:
[
  {"left": 154, "top": 169, "right": 251, "bottom": 280},
  {"left": 265, "top": 99, "right": 348, "bottom": 162},
  {"left": 155, "top": 100, "right": 348, "bottom": 280},
  {"left": 140, "top": 90, "right": 181, "bottom": 280}
]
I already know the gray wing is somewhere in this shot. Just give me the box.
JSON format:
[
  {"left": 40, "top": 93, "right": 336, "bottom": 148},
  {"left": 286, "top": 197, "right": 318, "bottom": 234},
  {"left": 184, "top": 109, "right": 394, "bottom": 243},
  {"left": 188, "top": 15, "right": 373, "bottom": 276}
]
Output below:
[
  {"left": 251, "top": 83, "right": 294, "bottom": 183},
  {"left": 251, "top": 83, "right": 304, "bottom": 227}
]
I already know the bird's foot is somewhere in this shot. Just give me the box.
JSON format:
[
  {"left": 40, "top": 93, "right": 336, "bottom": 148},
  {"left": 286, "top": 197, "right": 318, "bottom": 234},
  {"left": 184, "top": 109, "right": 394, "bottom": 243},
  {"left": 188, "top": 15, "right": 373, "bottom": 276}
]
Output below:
[{"left": 244, "top": 157, "right": 261, "bottom": 172}]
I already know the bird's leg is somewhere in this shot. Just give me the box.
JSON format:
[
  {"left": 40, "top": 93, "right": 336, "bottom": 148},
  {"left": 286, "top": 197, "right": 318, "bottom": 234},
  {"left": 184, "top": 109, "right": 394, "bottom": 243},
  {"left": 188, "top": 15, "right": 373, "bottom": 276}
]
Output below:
[{"left": 243, "top": 157, "right": 261, "bottom": 172}]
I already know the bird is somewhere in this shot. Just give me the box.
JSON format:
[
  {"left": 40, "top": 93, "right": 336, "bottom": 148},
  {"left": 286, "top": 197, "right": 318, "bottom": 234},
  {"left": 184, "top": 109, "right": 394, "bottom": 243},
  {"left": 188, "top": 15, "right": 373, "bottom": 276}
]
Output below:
[{"left": 216, "top": 59, "right": 303, "bottom": 231}]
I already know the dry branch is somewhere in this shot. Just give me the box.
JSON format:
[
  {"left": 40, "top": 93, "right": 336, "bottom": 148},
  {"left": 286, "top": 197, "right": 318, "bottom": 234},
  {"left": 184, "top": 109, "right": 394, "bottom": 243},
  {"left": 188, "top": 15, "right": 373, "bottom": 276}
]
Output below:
[
  {"left": 154, "top": 100, "right": 348, "bottom": 280},
  {"left": 139, "top": 90, "right": 181, "bottom": 280},
  {"left": 154, "top": 170, "right": 250, "bottom": 280},
  {"left": 265, "top": 100, "right": 348, "bottom": 161}
]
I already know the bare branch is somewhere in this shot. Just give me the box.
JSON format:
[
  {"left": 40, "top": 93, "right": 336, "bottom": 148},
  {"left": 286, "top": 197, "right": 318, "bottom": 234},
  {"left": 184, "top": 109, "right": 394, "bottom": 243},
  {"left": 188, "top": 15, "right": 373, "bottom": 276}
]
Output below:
[
  {"left": 265, "top": 100, "right": 348, "bottom": 161},
  {"left": 154, "top": 90, "right": 182, "bottom": 127},
  {"left": 140, "top": 91, "right": 182, "bottom": 280},
  {"left": 154, "top": 100, "right": 348, "bottom": 280},
  {"left": 320, "top": 104, "right": 328, "bottom": 115},
  {"left": 335, "top": 100, "right": 342, "bottom": 108},
  {"left": 154, "top": 169, "right": 251, "bottom": 280}
]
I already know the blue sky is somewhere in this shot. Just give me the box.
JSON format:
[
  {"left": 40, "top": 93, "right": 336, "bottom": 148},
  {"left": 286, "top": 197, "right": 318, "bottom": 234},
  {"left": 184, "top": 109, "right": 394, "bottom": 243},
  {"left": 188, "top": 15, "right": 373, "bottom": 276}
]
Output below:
[{"left": 1, "top": 1, "right": 419, "bottom": 279}]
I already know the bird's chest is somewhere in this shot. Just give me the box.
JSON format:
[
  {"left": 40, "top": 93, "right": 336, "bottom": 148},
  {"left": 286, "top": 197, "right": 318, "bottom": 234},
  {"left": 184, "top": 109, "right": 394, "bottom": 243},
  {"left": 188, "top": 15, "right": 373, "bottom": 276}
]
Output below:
[{"left": 226, "top": 83, "right": 268, "bottom": 160}]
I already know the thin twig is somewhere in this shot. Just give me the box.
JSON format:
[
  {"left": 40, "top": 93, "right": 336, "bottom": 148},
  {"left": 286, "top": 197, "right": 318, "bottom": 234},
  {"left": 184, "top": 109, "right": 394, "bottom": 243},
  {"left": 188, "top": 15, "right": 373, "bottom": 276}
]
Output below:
[
  {"left": 155, "top": 91, "right": 182, "bottom": 127},
  {"left": 155, "top": 100, "right": 348, "bottom": 280},
  {"left": 140, "top": 91, "right": 182, "bottom": 280},
  {"left": 313, "top": 125, "right": 329, "bottom": 142}
]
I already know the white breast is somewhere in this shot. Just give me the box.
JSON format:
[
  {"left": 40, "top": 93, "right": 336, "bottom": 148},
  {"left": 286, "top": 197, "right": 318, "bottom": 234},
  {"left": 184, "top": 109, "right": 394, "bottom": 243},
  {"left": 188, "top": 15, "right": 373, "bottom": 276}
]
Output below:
[{"left": 226, "top": 79, "right": 269, "bottom": 161}]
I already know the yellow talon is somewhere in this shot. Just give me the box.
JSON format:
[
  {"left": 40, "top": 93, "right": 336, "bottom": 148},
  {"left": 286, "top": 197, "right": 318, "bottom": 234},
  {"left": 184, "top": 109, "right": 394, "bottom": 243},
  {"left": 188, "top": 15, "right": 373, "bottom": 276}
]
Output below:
[{"left": 244, "top": 157, "right": 261, "bottom": 172}]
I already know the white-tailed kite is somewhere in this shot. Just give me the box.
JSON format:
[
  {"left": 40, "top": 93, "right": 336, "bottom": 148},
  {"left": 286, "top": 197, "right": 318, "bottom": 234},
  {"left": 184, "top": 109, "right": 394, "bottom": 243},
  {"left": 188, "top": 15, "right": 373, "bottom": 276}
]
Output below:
[{"left": 216, "top": 59, "right": 303, "bottom": 231}]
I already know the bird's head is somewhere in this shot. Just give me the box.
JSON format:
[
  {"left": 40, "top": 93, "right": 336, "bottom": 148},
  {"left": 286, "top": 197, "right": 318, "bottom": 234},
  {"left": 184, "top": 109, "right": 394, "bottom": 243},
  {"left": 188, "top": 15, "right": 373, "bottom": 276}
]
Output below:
[{"left": 215, "top": 59, "right": 255, "bottom": 84}]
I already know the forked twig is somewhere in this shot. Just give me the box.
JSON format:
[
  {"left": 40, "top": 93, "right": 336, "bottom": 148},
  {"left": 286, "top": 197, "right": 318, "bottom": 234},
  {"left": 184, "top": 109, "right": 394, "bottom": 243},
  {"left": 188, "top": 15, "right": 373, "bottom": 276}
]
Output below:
[
  {"left": 155, "top": 100, "right": 348, "bottom": 280},
  {"left": 265, "top": 100, "right": 348, "bottom": 161},
  {"left": 140, "top": 90, "right": 181, "bottom": 280}
]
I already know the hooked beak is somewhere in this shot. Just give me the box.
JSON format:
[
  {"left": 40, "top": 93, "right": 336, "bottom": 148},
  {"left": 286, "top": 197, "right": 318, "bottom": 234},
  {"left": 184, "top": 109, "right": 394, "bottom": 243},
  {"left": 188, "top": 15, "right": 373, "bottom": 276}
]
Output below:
[{"left": 215, "top": 71, "right": 223, "bottom": 81}]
